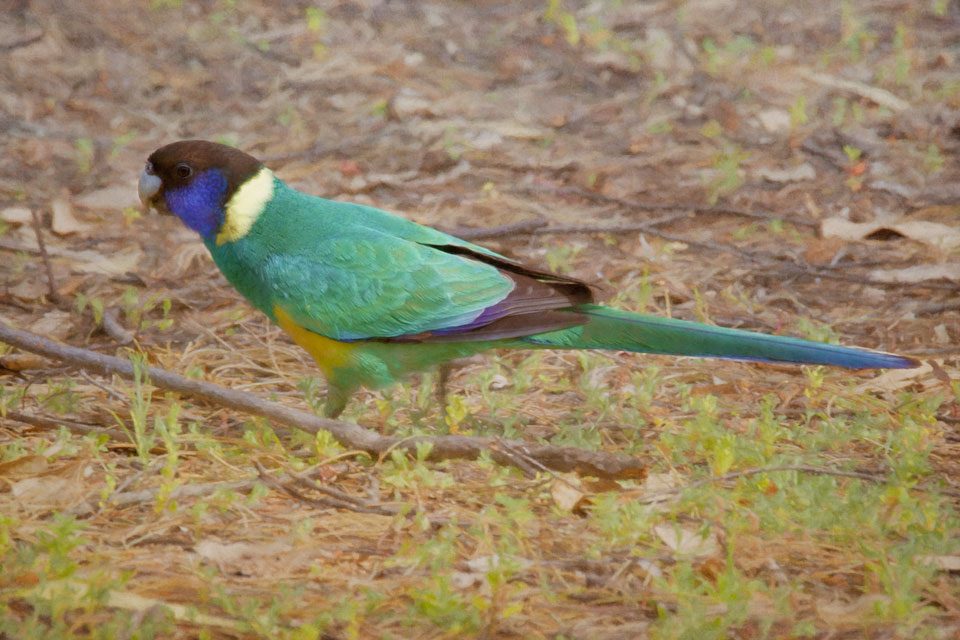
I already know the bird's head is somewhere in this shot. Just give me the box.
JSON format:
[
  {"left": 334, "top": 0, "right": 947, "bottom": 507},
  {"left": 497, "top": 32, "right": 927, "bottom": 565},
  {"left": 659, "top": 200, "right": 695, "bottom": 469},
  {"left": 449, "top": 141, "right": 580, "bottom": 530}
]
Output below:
[{"left": 138, "top": 140, "right": 274, "bottom": 244}]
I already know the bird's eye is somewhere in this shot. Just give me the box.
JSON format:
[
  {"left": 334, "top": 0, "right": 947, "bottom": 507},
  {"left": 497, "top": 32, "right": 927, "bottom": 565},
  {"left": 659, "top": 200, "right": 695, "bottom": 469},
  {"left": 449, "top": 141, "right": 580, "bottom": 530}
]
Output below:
[
  {"left": 144, "top": 161, "right": 155, "bottom": 175},
  {"left": 175, "top": 163, "right": 193, "bottom": 179}
]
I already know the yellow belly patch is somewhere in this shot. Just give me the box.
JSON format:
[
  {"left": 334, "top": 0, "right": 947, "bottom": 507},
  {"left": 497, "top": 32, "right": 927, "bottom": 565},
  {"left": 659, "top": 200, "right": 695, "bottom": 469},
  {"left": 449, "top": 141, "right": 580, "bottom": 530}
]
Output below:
[{"left": 274, "top": 306, "right": 354, "bottom": 373}]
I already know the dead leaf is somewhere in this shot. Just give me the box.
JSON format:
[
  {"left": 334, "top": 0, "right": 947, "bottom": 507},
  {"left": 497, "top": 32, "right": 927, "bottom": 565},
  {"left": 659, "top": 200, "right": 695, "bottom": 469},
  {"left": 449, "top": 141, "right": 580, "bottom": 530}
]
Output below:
[
  {"left": 551, "top": 476, "right": 591, "bottom": 513},
  {"left": 50, "top": 197, "right": 92, "bottom": 236},
  {"left": 822, "top": 217, "right": 960, "bottom": 252},
  {"left": 934, "top": 324, "right": 951, "bottom": 345},
  {"left": 31, "top": 310, "right": 73, "bottom": 340},
  {"left": 63, "top": 248, "right": 145, "bottom": 276},
  {"left": 487, "top": 374, "right": 511, "bottom": 390},
  {"left": 854, "top": 361, "right": 931, "bottom": 394},
  {"left": 0, "top": 454, "right": 49, "bottom": 481},
  {"left": 816, "top": 595, "right": 892, "bottom": 626},
  {"left": 654, "top": 523, "right": 721, "bottom": 559},
  {"left": 641, "top": 472, "right": 684, "bottom": 495},
  {"left": 755, "top": 163, "right": 816, "bottom": 183},
  {"left": 868, "top": 263, "right": 960, "bottom": 283},
  {"left": 917, "top": 555, "right": 960, "bottom": 572},
  {"left": 8, "top": 279, "right": 47, "bottom": 301},
  {"left": 0, "top": 206, "right": 33, "bottom": 225},
  {"left": 452, "top": 554, "right": 533, "bottom": 589},
  {"left": 38, "top": 580, "right": 242, "bottom": 631},
  {"left": 326, "top": 92, "right": 370, "bottom": 112},
  {"left": 800, "top": 69, "right": 910, "bottom": 111},
  {"left": 804, "top": 237, "right": 846, "bottom": 265},
  {"left": 194, "top": 538, "right": 294, "bottom": 576},
  {"left": 585, "top": 50, "right": 637, "bottom": 73},
  {"left": 450, "top": 570, "right": 481, "bottom": 589},
  {"left": 74, "top": 184, "right": 139, "bottom": 212},
  {"left": 0, "top": 353, "right": 46, "bottom": 371},
  {"left": 387, "top": 90, "right": 433, "bottom": 119},
  {"left": 757, "top": 109, "right": 791, "bottom": 133},
  {"left": 478, "top": 120, "right": 545, "bottom": 140},
  {"left": 12, "top": 476, "right": 83, "bottom": 509},
  {"left": 582, "top": 477, "right": 622, "bottom": 493}
]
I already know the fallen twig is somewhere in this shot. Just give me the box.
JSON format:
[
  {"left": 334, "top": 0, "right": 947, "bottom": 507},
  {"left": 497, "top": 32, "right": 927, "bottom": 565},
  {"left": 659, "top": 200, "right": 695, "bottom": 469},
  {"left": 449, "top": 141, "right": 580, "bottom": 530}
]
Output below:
[
  {"left": 4, "top": 408, "right": 126, "bottom": 440},
  {"left": 799, "top": 69, "right": 910, "bottom": 112},
  {"left": 640, "top": 464, "right": 960, "bottom": 502},
  {"left": 30, "top": 209, "right": 61, "bottom": 304},
  {"left": 101, "top": 309, "right": 135, "bottom": 345},
  {"left": 256, "top": 461, "right": 404, "bottom": 517},
  {"left": 68, "top": 477, "right": 258, "bottom": 516},
  {"left": 515, "top": 184, "right": 819, "bottom": 229},
  {"left": 443, "top": 214, "right": 690, "bottom": 241},
  {"left": 0, "top": 320, "right": 648, "bottom": 479},
  {"left": 442, "top": 219, "right": 548, "bottom": 240}
]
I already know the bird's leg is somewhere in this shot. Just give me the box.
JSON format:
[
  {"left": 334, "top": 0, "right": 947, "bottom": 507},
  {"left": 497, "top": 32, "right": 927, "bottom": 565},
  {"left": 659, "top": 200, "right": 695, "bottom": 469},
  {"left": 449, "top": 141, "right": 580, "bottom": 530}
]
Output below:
[
  {"left": 435, "top": 364, "right": 451, "bottom": 419},
  {"left": 324, "top": 385, "right": 349, "bottom": 419}
]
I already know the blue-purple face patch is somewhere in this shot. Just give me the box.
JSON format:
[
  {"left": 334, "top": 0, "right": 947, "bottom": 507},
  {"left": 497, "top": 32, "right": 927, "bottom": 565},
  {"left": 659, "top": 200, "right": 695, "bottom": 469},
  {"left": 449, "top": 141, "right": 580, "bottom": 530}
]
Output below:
[{"left": 164, "top": 169, "right": 228, "bottom": 239}]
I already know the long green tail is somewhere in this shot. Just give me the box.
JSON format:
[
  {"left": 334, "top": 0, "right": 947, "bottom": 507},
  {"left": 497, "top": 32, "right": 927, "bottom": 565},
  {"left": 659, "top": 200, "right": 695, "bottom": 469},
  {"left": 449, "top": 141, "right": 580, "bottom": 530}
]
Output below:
[{"left": 521, "top": 305, "right": 917, "bottom": 369}]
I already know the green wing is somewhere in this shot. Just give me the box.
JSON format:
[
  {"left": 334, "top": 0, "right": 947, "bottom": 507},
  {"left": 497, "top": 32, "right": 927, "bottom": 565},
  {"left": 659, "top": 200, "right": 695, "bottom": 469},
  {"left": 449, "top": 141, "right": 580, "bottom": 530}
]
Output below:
[
  {"left": 221, "top": 181, "right": 585, "bottom": 342},
  {"left": 263, "top": 230, "right": 514, "bottom": 340}
]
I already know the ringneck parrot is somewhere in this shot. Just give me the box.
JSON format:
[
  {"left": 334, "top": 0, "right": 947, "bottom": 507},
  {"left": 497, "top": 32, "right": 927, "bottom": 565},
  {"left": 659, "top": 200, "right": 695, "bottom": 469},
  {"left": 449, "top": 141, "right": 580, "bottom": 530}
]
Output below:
[{"left": 137, "top": 140, "right": 917, "bottom": 418}]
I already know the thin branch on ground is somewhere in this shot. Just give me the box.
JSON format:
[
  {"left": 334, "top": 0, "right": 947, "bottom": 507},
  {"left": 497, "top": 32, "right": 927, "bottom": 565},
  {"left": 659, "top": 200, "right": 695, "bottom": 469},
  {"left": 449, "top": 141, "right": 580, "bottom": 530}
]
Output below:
[
  {"left": 77, "top": 369, "right": 127, "bottom": 403},
  {"left": 101, "top": 309, "right": 134, "bottom": 345},
  {"left": 30, "top": 209, "right": 61, "bottom": 305},
  {"left": 0, "top": 320, "right": 649, "bottom": 479},
  {"left": 442, "top": 219, "right": 548, "bottom": 240},
  {"left": 256, "top": 461, "right": 400, "bottom": 517},
  {"left": 0, "top": 240, "right": 43, "bottom": 257},
  {"left": 4, "top": 408, "right": 126, "bottom": 440},
  {"left": 516, "top": 184, "right": 819, "bottom": 228},
  {"left": 69, "top": 477, "right": 261, "bottom": 516},
  {"left": 444, "top": 213, "right": 690, "bottom": 241},
  {"left": 640, "top": 464, "right": 960, "bottom": 502},
  {"left": 255, "top": 461, "right": 461, "bottom": 527}
]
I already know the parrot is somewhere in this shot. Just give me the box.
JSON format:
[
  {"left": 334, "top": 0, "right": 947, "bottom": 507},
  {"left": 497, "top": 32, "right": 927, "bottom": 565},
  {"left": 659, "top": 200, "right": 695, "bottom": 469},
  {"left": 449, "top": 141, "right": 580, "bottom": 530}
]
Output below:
[{"left": 137, "top": 140, "right": 918, "bottom": 418}]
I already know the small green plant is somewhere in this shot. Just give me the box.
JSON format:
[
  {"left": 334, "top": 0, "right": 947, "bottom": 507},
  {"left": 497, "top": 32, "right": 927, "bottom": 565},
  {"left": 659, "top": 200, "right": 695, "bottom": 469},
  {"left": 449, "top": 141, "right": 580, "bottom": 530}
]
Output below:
[
  {"left": 442, "top": 125, "right": 465, "bottom": 159},
  {"left": 76, "top": 292, "right": 105, "bottom": 325},
  {"left": 700, "top": 119, "right": 722, "bottom": 138},
  {"left": 647, "top": 118, "right": 674, "bottom": 134},
  {"left": 39, "top": 378, "right": 80, "bottom": 414},
  {"left": 35, "top": 513, "right": 90, "bottom": 579},
  {"left": 795, "top": 317, "right": 840, "bottom": 344},
  {"left": 154, "top": 402, "right": 183, "bottom": 513},
  {"left": 790, "top": 95, "right": 808, "bottom": 127},
  {"left": 843, "top": 144, "right": 863, "bottom": 163},
  {"left": 297, "top": 376, "right": 326, "bottom": 414},
  {"left": 841, "top": 0, "right": 877, "bottom": 62},
  {"left": 74, "top": 137, "right": 95, "bottom": 174},
  {"left": 109, "top": 131, "right": 137, "bottom": 159},
  {"left": 121, "top": 287, "right": 174, "bottom": 332},
  {"left": 922, "top": 143, "right": 944, "bottom": 174},
  {"left": 703, "top": 145, "right": 749, "bottom": 204},
  {"left": 544, "top": 0, "right": 579, "bottom": 46},
  {"left": 113, "top": 352, "right": 157, "bottom": 464},
  {"left": 444, "top": 393, "right": 469, "bottom": 434},
  {"left": 121, "top": 206, "right": 142, "bottom": 226},
  {"left": 542, "top": 242, "right": 583, "bottom": 274},
  {"left": 305, "top": 6, "right": 328, "bottom": 57},
  {"left": 701, "top": 34, "right": 757, "bottom": 75}
]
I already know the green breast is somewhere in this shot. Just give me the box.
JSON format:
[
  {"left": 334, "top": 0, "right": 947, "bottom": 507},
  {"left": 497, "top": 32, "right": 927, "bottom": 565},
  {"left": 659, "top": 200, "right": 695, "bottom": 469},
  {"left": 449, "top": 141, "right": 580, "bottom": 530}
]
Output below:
[{"left": 205, "top": 235, "right": 278, "bottom": 320}]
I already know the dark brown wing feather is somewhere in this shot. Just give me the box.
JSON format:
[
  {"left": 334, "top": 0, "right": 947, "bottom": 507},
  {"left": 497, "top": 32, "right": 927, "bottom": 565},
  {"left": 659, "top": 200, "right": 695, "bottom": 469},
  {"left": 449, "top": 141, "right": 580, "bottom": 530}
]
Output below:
[{"left": 382, "top": 243, "right": 601, "bottom": 343}]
